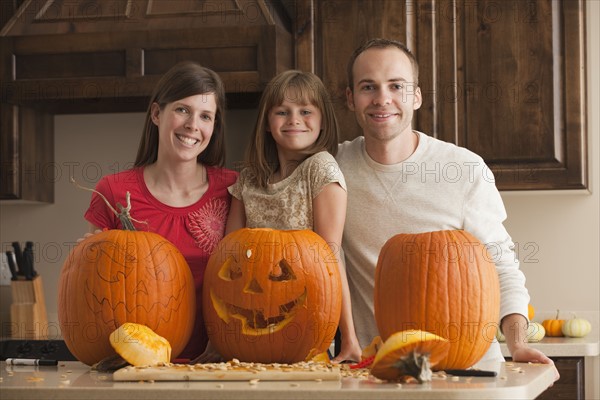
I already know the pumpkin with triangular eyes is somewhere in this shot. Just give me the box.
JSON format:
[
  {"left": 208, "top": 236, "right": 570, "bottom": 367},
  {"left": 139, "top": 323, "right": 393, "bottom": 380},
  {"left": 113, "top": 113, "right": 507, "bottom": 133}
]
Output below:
[{"left": 203, "top": 228, "right": 342, "bottom": 363}]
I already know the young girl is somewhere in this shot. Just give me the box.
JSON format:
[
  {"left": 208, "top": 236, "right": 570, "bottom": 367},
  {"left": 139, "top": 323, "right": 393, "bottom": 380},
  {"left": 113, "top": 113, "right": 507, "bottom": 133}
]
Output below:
[
  {"left": 226, "top": 70, "right": 362, "bottom": 362},
  {"left": 84, "top": 61, "right": 238, "bottom": 361}
]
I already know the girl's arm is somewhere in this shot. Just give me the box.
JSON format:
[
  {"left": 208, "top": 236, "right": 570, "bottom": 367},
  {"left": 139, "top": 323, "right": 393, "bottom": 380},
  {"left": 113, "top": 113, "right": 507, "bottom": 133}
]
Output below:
[
  {"left": 313, "top": 182, "right": 362, "bottom": 362},
  {"left": 225, "top": 197, "right": 247, "bottom": 235}
]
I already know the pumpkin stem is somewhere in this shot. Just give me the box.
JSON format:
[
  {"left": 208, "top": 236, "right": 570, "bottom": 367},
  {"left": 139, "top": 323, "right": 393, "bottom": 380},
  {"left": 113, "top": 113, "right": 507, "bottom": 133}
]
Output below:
[
  {"left": 70, "top": 177, "right": 146, "bottom": 231},
  {"left": 556, "top": 309, "right": 560, "bottom": 319},
  {"left": 392, "top": 351, "right": 433, "bottom": 383}
]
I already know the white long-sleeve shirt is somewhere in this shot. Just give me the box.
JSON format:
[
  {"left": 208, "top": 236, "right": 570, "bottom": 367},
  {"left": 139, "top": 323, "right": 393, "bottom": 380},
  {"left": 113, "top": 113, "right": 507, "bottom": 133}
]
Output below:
[{"left": 336, "top": 131, "right": 530, "bottom": 363}]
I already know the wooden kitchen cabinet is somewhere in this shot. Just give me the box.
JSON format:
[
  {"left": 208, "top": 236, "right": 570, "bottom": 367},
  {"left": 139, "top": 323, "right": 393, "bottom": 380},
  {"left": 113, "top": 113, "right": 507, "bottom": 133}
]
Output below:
[
  {"left": 513, "top": 356, "right": 584, "bottom": 400},
  {"left": 1, "top": 0, "right": 588, "bottom": 193},
  {"left": 0, "top": 0, "right": 293, "bottom": 113},
  {"left": 0, "top": 103, "right": 54, "bottom": 202},
  {"left": 0, "top": 0, "right": 294, "bottom": 203},
  {"left": 299, "top": 0, "right": 587, "bottom": 190}
]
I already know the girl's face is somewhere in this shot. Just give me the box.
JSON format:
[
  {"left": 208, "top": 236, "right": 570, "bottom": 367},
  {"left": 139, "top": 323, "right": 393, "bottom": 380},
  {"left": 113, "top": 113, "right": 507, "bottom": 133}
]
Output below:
[
  {"left": 267, "top": 89, "right": 322, "bottom": 157},
  {"left": 151, "top": 93, "right": 217, "bottom": 163}
]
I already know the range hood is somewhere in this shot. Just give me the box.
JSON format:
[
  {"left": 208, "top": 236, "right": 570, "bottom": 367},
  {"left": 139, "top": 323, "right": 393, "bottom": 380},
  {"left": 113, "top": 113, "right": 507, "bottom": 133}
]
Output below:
[
  {"left": 0, "top": 0, "right": 296, "bottom": 202},
  {"left": 1, "top": 0, "right": 295, "bottom": 113}
]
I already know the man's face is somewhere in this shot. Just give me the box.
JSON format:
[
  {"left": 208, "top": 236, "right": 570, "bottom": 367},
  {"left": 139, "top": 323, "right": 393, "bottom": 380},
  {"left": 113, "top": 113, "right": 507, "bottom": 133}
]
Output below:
[{"left": 346, "top": 47, "right": 422, "bottom": 143}]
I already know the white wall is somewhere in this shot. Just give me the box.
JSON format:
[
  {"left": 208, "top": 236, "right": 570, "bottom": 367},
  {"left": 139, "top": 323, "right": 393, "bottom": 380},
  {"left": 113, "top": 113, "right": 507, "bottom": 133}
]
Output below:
[{"left": 0, "top": 2, "right": 598, "bottom": 397}]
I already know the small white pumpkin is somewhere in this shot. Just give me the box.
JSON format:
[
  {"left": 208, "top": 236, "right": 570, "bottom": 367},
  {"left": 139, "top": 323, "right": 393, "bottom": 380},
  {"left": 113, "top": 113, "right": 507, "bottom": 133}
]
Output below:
[
  {"left": 526, "top": 322, "right": 545, "bottom": 343},
  {"left": 496, "top": 322, "right": 544, "bottom": 342},
  {"left": 496, "top": 328, "right": 505, "bottom": 342},
  {"left": 562, "top": 316, "right": 592, "bottom": 338}
]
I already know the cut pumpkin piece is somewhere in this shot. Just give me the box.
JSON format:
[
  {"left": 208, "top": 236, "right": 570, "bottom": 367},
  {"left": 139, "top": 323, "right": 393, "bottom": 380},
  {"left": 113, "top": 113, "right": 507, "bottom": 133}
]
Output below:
[
  {"left": 361, "top": 335, "right": 383, "bottom": 360},
  {"left": 370, "top": 330, "right": 450, "bottom": 382},
  {"left": 110, "top": 323, "right": 172, "bottom": 367},
  {"left": 306, "top": 350, "right": 331, "bottom": 364}
]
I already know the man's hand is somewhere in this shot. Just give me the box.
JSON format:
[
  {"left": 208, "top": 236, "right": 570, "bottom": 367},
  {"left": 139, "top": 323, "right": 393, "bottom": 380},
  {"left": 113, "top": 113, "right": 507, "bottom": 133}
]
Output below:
[{"left": 502, "top": 313, "right": 560, "bottom": 382}]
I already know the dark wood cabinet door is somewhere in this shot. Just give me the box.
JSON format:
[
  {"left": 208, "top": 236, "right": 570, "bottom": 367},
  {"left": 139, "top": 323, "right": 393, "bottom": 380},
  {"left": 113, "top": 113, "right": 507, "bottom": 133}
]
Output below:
[
  {"left": 304, "top": 0, "right": 587, "bottom": 190},
  {"left": 416, "top": 0, "right": 587, "bottom": 190},
  {"left": 0, "top": 104, "right": 54, "bottom": 202},
  {"left": 536, "top": 357, "right": 584, "bottom": 400},
  {"left": 310, "top": 0, "right": 410, "bottom": 142}
]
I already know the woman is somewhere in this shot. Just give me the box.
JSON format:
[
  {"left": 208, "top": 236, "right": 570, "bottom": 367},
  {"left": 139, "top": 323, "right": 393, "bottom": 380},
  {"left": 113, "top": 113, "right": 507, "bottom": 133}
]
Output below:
[{"left": 84, "top": 61, "right": 238, "bottom": 360}]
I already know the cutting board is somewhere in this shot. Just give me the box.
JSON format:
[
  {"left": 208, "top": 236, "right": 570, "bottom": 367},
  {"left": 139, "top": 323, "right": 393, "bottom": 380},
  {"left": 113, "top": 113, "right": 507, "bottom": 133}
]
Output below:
[{"left": 113, "top": 361, "right": 341, "bottom": 381}]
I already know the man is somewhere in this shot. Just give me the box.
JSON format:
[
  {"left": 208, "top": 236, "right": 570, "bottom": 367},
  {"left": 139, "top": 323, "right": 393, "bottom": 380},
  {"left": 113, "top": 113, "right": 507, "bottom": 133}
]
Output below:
[{"left": 336, "top": 38, "right": 557, "bottom": 374}]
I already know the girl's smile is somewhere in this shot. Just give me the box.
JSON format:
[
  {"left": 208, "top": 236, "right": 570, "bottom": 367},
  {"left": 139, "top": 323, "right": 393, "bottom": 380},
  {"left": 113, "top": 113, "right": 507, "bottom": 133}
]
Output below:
[{"left": 268, "top": 93, "right": 322, "bottom": 157}]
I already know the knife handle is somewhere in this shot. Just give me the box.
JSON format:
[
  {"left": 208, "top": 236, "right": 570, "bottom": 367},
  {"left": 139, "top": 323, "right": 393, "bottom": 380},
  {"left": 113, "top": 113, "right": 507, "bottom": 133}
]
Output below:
[
  {"left": 23, "top": 247, "right": 34, "bottom": 280},
  {"left": 444, "top": 369, "right": 497, "bottom": 377},
  {"left": 5, "top": 251, "right": 18, "bottom": 280},
  {"left": 25, "top": 241, "right": 37, "bottom": 277},
  {"left": 11, "top": 242, "right": 24, "bottom": 276}
]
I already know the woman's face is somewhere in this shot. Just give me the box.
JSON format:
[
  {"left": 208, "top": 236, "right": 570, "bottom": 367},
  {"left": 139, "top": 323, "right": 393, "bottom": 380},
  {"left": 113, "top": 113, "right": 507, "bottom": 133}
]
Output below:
[
  {"left": 267, "top": 89, "right": 322, "bottom": 158},
  {"left": 151, "top": 93, "right": 217, "bottom": 163}
]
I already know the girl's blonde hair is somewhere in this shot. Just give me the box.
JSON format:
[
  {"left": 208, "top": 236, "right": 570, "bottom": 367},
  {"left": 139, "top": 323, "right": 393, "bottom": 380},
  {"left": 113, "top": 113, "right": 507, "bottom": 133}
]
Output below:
[{"left": 245, "top": 70, "right": 339, "bottom": 187}]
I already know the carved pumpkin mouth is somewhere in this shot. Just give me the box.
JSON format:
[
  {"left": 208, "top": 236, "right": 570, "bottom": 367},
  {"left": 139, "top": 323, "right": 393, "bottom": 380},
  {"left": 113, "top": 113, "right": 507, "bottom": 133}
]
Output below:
[{"left": 210, "top": 288, "right": 307, "bottom": 336}]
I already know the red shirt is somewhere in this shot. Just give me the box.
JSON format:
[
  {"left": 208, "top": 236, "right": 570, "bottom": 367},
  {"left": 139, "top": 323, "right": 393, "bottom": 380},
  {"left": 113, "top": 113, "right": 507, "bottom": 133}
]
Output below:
[{"left": 85, "top": 166, "right": 238, "bottom": 359}]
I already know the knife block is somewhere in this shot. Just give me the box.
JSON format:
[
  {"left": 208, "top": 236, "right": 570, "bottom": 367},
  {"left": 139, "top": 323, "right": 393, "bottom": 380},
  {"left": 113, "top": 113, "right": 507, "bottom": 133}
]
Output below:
[{"left": 10, "top": 276, "right": 49, "bottom": 340}]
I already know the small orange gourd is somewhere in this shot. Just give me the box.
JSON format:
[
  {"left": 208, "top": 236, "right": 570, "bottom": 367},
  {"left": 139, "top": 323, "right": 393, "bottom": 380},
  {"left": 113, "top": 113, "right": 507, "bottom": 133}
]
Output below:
[
  {"left": 542, "top": 310, "right": 565, "bottom": 337},
  {"left": 528, "top": 304, "right": 535, "bottom": 320}
]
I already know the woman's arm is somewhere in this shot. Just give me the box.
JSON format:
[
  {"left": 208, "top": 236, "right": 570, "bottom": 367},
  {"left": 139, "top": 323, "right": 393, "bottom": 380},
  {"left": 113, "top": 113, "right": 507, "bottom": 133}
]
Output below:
[
  {"left": 225, "top": 197, "right": 246, "bottom": 235},
  {"left": 313, "top": 182, "right": 361, "bottom": 362}
]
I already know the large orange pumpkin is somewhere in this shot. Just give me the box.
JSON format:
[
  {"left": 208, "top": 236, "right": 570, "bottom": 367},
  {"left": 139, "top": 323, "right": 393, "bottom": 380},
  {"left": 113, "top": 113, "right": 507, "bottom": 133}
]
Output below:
[
  {"left": 203, "top": 228, "right": 342, "bottom": 363},
  {"left": 374, "top": 230, "right": 500, "bottom": 370},
  {"left": 58, "top": 229, "right": 196, "bottom": 365}
]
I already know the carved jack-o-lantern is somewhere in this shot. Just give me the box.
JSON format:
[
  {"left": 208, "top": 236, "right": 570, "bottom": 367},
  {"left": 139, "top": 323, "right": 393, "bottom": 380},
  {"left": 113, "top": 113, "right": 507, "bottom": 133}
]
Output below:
[
  {"left": 203, "top": 228, "right": 342, "bottom": 363},
  {"left": 58, "top": 230, "right": 196, "bottom": 366}
]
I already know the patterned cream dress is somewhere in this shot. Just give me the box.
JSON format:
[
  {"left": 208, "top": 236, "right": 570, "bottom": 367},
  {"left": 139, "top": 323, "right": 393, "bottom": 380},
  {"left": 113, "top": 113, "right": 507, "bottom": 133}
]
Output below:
[{"left": 229, "top": 151, "right": 346, "bottom": 230}]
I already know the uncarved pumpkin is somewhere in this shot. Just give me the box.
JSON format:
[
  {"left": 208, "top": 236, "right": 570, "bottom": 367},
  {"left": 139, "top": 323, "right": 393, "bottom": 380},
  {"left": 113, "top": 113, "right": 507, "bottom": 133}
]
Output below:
[
  {"left": 374, "top": 230, "right": 500, "bottom": 370},
  {"left": 562, "top": 316, "right": 592, "bottom": 338},
  {"left": 203, "top": 228, "right": 342, "bottom": 363},
  {"left": 58, "top": 229, "right": 196, "bottom": 365},
  {"left": 542, "top": 310, "right": 565, "bottom": 337}
]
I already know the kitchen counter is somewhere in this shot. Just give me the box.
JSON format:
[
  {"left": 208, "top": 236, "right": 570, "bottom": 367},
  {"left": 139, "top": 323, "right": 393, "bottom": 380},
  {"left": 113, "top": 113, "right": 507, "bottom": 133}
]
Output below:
[
  {"left": 0, "top": 361, "right": 556, "bottom": 400},
  {"left": 500, "top": 332, "right": 599, "bottom": 400},
  {"left": 500, "top": 333, "right": 600, "bottom": 357}
]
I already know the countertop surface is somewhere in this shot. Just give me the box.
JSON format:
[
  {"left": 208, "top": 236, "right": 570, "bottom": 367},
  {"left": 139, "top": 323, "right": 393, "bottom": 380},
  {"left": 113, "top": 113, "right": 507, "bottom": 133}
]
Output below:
[
  {"left": 0, "top": 360, "right": 556, "bottom": 400},
  {"left": 500, "top": 332, "right": 599, "bottom": 357}
]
